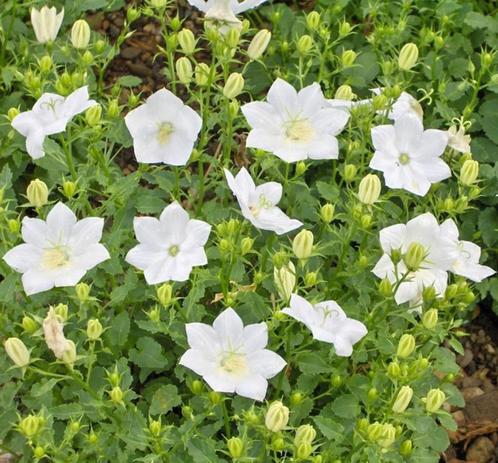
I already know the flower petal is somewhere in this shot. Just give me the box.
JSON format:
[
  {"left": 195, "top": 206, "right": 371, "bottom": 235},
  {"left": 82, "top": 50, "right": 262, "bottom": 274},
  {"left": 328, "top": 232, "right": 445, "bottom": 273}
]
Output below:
[
  {"left": 3, "top": 244, "right": 43, "bottom": 273},
  {"left": 213, "top": 308, "right": 244, "bottom": 351},
  {"left": 242, "top": 323, "right": 268, "bottom": 352},
  {"left": 235, "top": 374, "right": 268, "bottom": 401}
]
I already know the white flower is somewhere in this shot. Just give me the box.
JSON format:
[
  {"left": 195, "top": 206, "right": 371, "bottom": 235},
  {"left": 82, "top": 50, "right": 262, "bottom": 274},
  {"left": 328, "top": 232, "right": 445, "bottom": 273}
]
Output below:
[
  {"left": 11, "top": 86, "right": 96, "bottom": 159},
  {"left": 179, "top": 307, "right": 286, "bottom": 401},
  {"left": 31, "top": 6, "right": 64, "bottom": 43},
  {"left": 283, "top": 294, "right": 367, "bottom": 357},
  {"left": 224, "top": 167, "right": 302, "bottom": 235},
  {"left": 241, "top": 78, "right": 349, "bottom": 163},
  {"left": 43, "top": 307, "right": 70, "bottom": 359},
  {"left": 369, "top": 113, "right": 450, "bottom": 196},
  {"left": 125, "top": 88, "right": 202, "bottom": 165},
  {"left": 186, "top": 0, "right": 267, "bottom": 31},
  {"left": 3, "top": 202, "right": 109, "bottom": 296},
  {"left": 447, "top": 125, "right": 471, "bottom": 153},
  {"left": 373, "top": 89, "right": 423, "bottom": 121},
  {"left": 439, "top": 219, "right": 495, "bottom": 282},
  {"left": 372, "top": 213, "right": 458, "bottom": 305},
  {"left": 125, "top": 202, "right": 211, "bottom": 284}
]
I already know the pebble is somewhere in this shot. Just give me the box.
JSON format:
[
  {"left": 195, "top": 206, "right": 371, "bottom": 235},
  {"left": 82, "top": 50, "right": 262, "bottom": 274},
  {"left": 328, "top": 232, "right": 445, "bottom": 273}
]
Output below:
[
  {"left": 462, "top": 386, "right": 485, "bottom": 401},
  {"left": 466, "top": 436, "right": 496, "bottom": 463},
  {"left": 121, "top": 46, "right": 142, "bottom": 59},
  {"left": 458, "top": 349, "right": 474, "bottom": 368}
]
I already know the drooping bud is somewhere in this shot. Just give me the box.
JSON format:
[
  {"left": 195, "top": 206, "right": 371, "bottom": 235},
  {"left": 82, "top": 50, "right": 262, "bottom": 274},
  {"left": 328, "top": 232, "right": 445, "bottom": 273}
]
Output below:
[
  {"left": 87, "top": 319, "right": 103, "bottom": 341},
  {"left": 223, "top": 73, "right": 244, "bottom": 99},
  {"left": 403, "top": 242, "right": 426, "bottom": 271},
  {"left": 397, "top": 334, "right": 416, "bottom": 358},
  {"left": 273, "top": 262, "right": 296, "bottom": 302},
  {"left": 247, "top": 29, "right": 271, "bottom": 61},
  {"left": 265, "top": 401, "right": 289, "bottom": 432},
  {"left": 177, "top": 28, "right": 196, "bottom": 54},
  {"left": 292, "top": 230, "right": 314, "bottom": 260},
  {"left": 425, "top": 388, "right": 446, "bottom": 413},
  {"left": 227, "top": 437, "right": 244, "bottom": 458},
  {"left": 398, "top": 43, "right": 419, "bottom": 70},
  {"left": 358, "top": 174, "right": 381, "bottom": 205},
  {"left": 422, "top": 308, "right": 438, "bottom": 329},
  {"left": 460, "top": 159, "right": 479, "bottom": 186},
  {"left": 176, "top": 57, "right": 193, "bottom": 85},
  {"left": 26, "top": 179, "right": 49, "bottom": 208},
  {"left": 71, "top": 19, "right": 91, "bottom": 49},
  {"left": 4, "top": 337, "right": 30, "bottom": 368},
  {"left": 392, "top": 386, "right": 413, "bottom": 413}
]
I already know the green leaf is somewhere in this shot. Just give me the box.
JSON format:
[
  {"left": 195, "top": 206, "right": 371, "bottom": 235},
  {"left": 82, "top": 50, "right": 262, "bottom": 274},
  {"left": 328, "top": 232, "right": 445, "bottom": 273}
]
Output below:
[
  {"left": 313, "top": 415, "right": 345, "bottom": 441},
  {"left": 106, "top": 311, "right": 130, "bottom": 347},
  {"left": 297, "top": 351, "right": 332, "bottom": 375},
  {"left": 129, "top": 337, "right": 169, "bottom": 370},
  {"left": 149, "top": 385, "right": 181, "bottom": 415},
  {"left": 117, "top": 75, "right": 143, "bottom": 87},
  {"left": 331, "top": 394, "right": 360, "bottom": 419},
  {"left": 32, "top": 378, "right": 62, "bottom": 397}
]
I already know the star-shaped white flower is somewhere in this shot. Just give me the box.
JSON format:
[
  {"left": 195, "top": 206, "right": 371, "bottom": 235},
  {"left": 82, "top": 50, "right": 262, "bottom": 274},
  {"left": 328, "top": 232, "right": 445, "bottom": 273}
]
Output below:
[
  {"left": 447, "top": 125, "right": 471, "bottom": 153},
  {"left": 369, "top": 113, "right": 450, "bottom": 196},
  {"left": 372, "top": 89, "right": 423, "bottom": 121},
  {"left": 125, "top": 202, "right": 211, "bottom": 284},
  {"left": 125, "top": 88, "right": 202, "bottom": 165},
  {"left": 3, "top": 202, "right": 110, "bottom": 296},
  {"left": 31, "top": 6, "right": 64, "bottom": 43},
  {"left": 283, "top": 294, "right": 367, "bottom": 357},
  {"left": 439, "top": 219, "right": 495, "bottom": 282},
  {"left": 372, "top": 213, "right": 458, "bottom": 305},
  {"left": 241, "top": 78, "right": 349, "bottom": 163},
  {"left": 224, "top": 167, "right": 302, "bottom": 235},
  {"left": 11, "top": 86, "right": 96, "bottom": 160},
  {"left": 186, "top": 0, "right": 267, "bottom": 31},
  {"left": 179, "top": 308, "right": 286, "bottom": 401}
]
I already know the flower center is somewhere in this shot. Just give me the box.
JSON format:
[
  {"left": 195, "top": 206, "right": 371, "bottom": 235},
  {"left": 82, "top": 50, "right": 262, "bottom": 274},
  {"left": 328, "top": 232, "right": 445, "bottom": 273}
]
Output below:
[
  {"left": 157, "top": 122, "right": 174, "bottom": 145},
  {"left": 219, "top": 351, "right": 247, "bottom": 377},
  {"left": 284, "top": 118, "right": 315, "bottom": 143},
  {"left": 42, "top": 246, "right": 70, "bottom": 269},
  {"left": 249, "top": 194, "right": 273, "bottom": 217},
  {"left": 399, "top": 153, "right": 410, "bottom": 165},
  {"left": 168, "top": 245, "right": 179, "bottom": 257}
]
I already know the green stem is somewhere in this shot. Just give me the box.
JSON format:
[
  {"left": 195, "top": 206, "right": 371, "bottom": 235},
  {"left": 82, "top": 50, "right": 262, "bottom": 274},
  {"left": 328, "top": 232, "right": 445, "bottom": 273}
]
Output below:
[{"left": 221, "top": 400, "right": 231, "bottom": 438}]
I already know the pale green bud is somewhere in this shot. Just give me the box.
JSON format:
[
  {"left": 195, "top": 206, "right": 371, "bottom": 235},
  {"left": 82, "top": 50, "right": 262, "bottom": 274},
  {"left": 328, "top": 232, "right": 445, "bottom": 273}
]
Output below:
[
  {"left": 176, "top": 57, "right": 193, "bottom": 84},
  {"left": 62, "top": 340, "right": 77, "bottom": 365},
  {"left": 39, "top": 55, "right": 53, "bottom": 73},
  {"left": 379, "top": 278, "right": 393, "bottom": 297},
  {"left": 107, "top": 99, "right": 120, "bottom": 118},
  {"left": 425, "top": 388, "right": 446, "bottom": 413},
  {"left": 403, "top": 242, "right": 426, "bottom": 271},
  {"left": 227, "top": 437, "right": 244, "bottom": 458},
  {"left": 343, "top": 164, "right": 357, "bottom": 181},
  {"left": 75, "top": 282, "right": 90, "bottom": 302},
  {"left": 157, "top": 283, "right": 173, "bottom": 306},
  {"left": 320, "top": 203, "right": 334, "bottom": 223},
  {"left": 297, "top": 35, "right": 313, "bottom": 55},
  {"left": 294, "top": 424, "right": 316, "bottom": 447},
  {"left": 460, "top": 159, "right": 479, "bottom": 186},
  {"left": 273, "top": 262, "right": 296, "bottom": 302},
  {"left": 247, "top": 29, "right": 271, "bottom": 61},
  {"left": 306, "top": 11, "right": 320, "bottom": 30},
  {"left": 240, "top": 237, "right": 254, "bottom": 255},
  {"left": 86, "top": 319, "right": 103, "bottom": 340},
  {"left": 296, "top": 161, "right": 307, "bottom": 176},
  {"left": 149, "top": 418, "right": 162, "bottom": 437},
  {"left": 63, "top": 180, "right": 77, "bottom": 199},
  {"left": 4, "top": 337, "right": 30, "bottom": 367},
  {"left": 338, "top": 21, "right": 352, "bottom": 37},
  {"left": 400, "top": 439, "right": 413, "bottom": 456},
  {"left": 71, "top": 19, "right": 91, "bottom": 49},
  {"left": 225, "top": 28, "right": 240, "bottom": 48},
  {"left": 387, "top": 361, "right": 401, "bottom": 378},
  {"left": 7, "top": 107, "right": 20, "bottom": 121},
  {"left": 367, "top": 422, "right": 384, "bottom": 442},
  {"left": 223, "top": 73, "right": 244, "bottom": 99},
  {"left": 304, "top": 271, "right": 317, "bottom": 287},
  {"left": 271, "top": 436, "right": 285, "bottom": 451},
  {"left": 22, "top": 316, "right": 38, "bottom": 333},
  {"left": 85, "top": 104, "right": 102, "bottom": 126},
  {"left": 54, "top": 303, "right": 68, "bottom": 321},
  {"left": 358, "top": 174, "right": 381, "bottom": 205},
  {"left": 341, "top": 50, "right": 357, "bottom": 67},
  {"left": 392, "top": 386, "right": 413, "bottom": 413},
  {"left": 18, "top": 414, "right": 42, "bottom": 438},
  {"left": 8, "top": 219, "right": 20, "bottom": 234},
  {"left": 110, "top": 386, "right": 124, "bottom": 404},
  {"left": 398, "top": 43, "right": 419, "bottom": 70},
  {"left": 26, "top": 179, "right": 49, "bottom": 208},
  {"left": 208, "top": 390, "right": 222, "bottom": 404},
  {"left": 33, "top": 446, "right": 45, "bottom": 458},
  {"left": 178, "top": 28, "right": 196, "bottom": 54},
  {"left": 296, "top": 442, "right": 313, "bottom": 459},
  {"left": 292, "top": 230, "right": 314, "bottom": 259},
  {"left": 378, "top": 424, "right": 396, "bottom": 448},
  {"left": 422, "top": 308, "right": 438, "bottom": 329},
  {"left": 191, "top": 379, "right": 203, "bottom": 394},
  {"left": 195, "top": 63, "right": 210, "bottom": 86},
  {"left": 397, "top": 334, "right": 416, "bottom": 358},
  {"left": 265, "top": 401, "right": 289, "bottom": 432},
  {"left": 334, "top": 84, "right": 353, "bottom": 100}
]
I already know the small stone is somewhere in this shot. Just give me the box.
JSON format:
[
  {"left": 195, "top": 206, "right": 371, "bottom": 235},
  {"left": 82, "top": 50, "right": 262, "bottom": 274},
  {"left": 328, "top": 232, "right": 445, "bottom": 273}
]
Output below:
[
  {"left": 466, "top": 436, "right": 495, "bottom": 463},
  {"left": 121, "top": 47, "right": 142, "bottom": 59},
  {"left": 452, "top": 410, "right": 466, "bottom": 427},
  {"left": 458, "top": 349, "right": 474, "bottom": 368},
  {"left": 463, "top": 387, "right": 484, "bottom": 401}
]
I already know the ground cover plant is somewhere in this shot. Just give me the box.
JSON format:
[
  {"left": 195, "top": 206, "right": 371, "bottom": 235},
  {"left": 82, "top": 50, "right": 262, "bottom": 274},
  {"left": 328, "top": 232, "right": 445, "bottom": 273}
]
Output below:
[{"left": 0, "top": 0, "right": 497, "bottom": 462}]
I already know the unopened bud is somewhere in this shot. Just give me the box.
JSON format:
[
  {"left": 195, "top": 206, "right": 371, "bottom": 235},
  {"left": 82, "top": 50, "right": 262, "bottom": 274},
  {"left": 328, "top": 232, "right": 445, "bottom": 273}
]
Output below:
[
  {"left": 85, "top": 104, "right": 102, "bottom": 126},
  {"left": 227, "top": 437, "right": 244, "bottom": 458},
  {"left": 338, "top": 21, "right": 352, "bottom": 36},
  {"left": 397, "top": 334, "right": 415, "bottom": 358},
  {"left": 341, "top": 50, "right": 357, "bottom": 67},
  {"left": 422, "top": 308, "right": 438, "bottom": 329},
  {"left": 343, "top": 164, "right": 357, "bottom": 181},
  {"left": 71, "top": 19, "right": 91, "bottom": 49},
  {"left": 335, "top": 84, "right": 353, "bottom": 100},
  {"left": 304, "top": 271, "right": 317, "bottom": 287},
  {"left": 178, "top": 28, "right": 196, "bottom": 54},
  {"left": 296, "top": 442, "right": 313, "bottom": 459},
  {"left": 149, "top": 418, "right": 162, "bottom": 437},
  {"left": 61, "top": 340, "right": 77, "bottom": 365},
  {"left": 26, "top": 179, "right": 49, "bottom": 208},
  {"left": 107, "top": 99, "right": 120, "bottom": 119},
  {"left": 5, "top": 337, "right": 30, "bottom": 367},
  {"left": 379, "top": 278, "right": 393, "bottom": 297},
  {"left": 75, "top": 282, "right": 90, "bottom": 302},
  {"left": 460, "top": 159, "right": 479, "bottom": 186},
  {"left": 273, "top": 262, "right": 296, "bottom": 302},
  {"left": 292, "top": 230, "right": 314, "bottom": 260},
  {"left": 157, "top": 283, "right": 173, "bottom": 306},
  {"left": 400, "top": 439, "right": 413, "bottom": 456},
  {"left": 63, "top": 180, "right": 77, "bottom": 199},
  {"left": 110, "top": 386, "right": 124, "bottom": 404},
  {"left": 392, "top": 386, "right": 413, "bottom": 413},
  {"left": 306, "top": 11, "right": 320, "bottom": 30},
  {"left": 404, "top": 242, "right": 426, "bottom": 271},
  {"left": 225, "top": 28, "right": 240, "bottom": 49},
  {"left": 18, "top": 415, "right": 42, "bottom": 438},
  {"left": 265, "top": 401, "right": 289, "bottom": 432},
  {"left": 8, "top": 107, "right": 20, "bottom": 121},
  {"left": 297, "top": 35, "right": 313, "bottom": 55},
  {"left": 247, "top": 29, "right": 271, "bottom": 61},
  {"left": 425, "top": 388, "right": 446, "bottom": 413},
  {"left": 240, "top": 237, "right": 254, "bottom": 255},
  {"left": 39, "top": 55, "right": 53, "bottom": 73},
  {"left": 87, "top": 319, "right": 103, "bottom": 340},
  {"left": 294, "top": 424, "right": 316, "bottom": 447},
  {"left": 398, "top": 43, "right": 419, "bottom": 70},
  {"left": 22, "top": 316, "right": 38, "bottom": 333},
  {"left": 320, "top": 203, "right": 334, "bottom": 223},
  {"left": 358, "top": 174, "right": 381, "bottom": 205},
  {"left": 387, "top": 361, "right": 401, "bottom": 378},
  {"left": 223, "top": 73, "right": 244, "bottom": 99},
  {"left": 176, "top": 57, "right": 193, "bottom": 84}
]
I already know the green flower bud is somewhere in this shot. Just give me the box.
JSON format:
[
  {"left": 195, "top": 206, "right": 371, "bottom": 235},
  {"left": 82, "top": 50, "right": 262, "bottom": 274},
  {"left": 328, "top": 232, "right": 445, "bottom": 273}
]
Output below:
[
  {"left": 297, "top": 35, "right": 313, "bottom": 55},
  {"left": 397, "top": 334, "right": 416, "bottom": 358},
  {"left": 176, "top": 57, "right": 193, "bottom": 85},
  {"left": 271, "top": 436, "right": 285, "bottom": 451},
  {"left": 265, "top": 401, "right": 289, "bottom": 432},
  {"left": 68, "top": 420, "right": 81, "bottom": 433},
  {"left": 148, "top": 307, "right": 161, "bottom": 323},
  {"left": 71, "top": 19, "right": 91, "bottom": 49},
  {"left": 7, "top": 107, "right": 20, "bottom": 121},
  {"left": 378, "top": 424, "right": 396, "bottom": 448},
  {"left": 87, "top": 431, "right": 98, "bottom": 443},
  {"left": 372, "top": 93, "right": 388, "bottom": 111},
  {"left": 108, "top": 369, "right": 121, "bottom": 387},
  {"left": 62, "top": 340, "right": 77, "bottom": 365},
  {"left": 39, "top": 55, "right": 53, "bottom": 73},
  {"left": 292, "top": 230, "right": 314, "bottom": 259},
  {"left": 296, "top": 161, "right": 307, "bottom": 176},
  {"left": 4, "top": 337, "right": 30, "bottom": 367},
  {"left": 149, "top": 418, "right": 162, "bottom": 437},
  {"left": 312, "top": 456, "right": 323, "bottom": 463},
  {"left": 338, "top": 21, "right": 352, "bottom": 36},
  {"left": 425, "top": 388, "right": 446, "bottom": 413},
  {"left": 208, "top": 390, "right": 222, "bottom": 404},
  {"left": 223, "top": 73, "right": 244, "bottom": 99},
  {"left": 360, "top": 214, "right": 372, "bottom": 229},
  {"left": 82, "top": 50, "right": 94, "bottom": 65},
  {"left": 358, "top": 254, "right": 369, "bottom": 268},
  {"left": 170, "top": 15, "right": 181, "bottom": 31},
  {"left": 460, "top": 159, "right": 479, "bottom": 186},
  {"left": 110, "top": 386, "right": 124, "bottom": 404},
  {"left": 18, "top": 415, "right": 42, "bottom": 438},
  {"left": 304, "top": 271, "right": 318, "bottom": 287},
  {"left": 320, "top": 203, "right": 334, "bottom": 223},
  {"left": 357, "top": 418, "right": 369, "bottom": 433},
  {"left": 227, "top": 437, "right": 244, "bottom": 458},
  {"left": 422, "top": 308, "right": 438, "bottom": 329},
  {"left": 334, "top": 84, "right": 353, "bottom": 100},
  {"left": 178, "top": 28, "right": 196, "bottom": 54},
  {"left": 343, "top": 164, "right": 357, "bottom": 181},
  {"left": 306, "top": 11, "right": 320, "bottom": 30},
  {"left": 367, "top": 422, "right": 383, "bottom": 442},
  {"left": 294, "top": 424, "right": 316, "bottom": 447},
  {"left": 243, "top": 409, "right": 259, "bottom": 425},
  {"left": 296, "top": 442, "right": 313, "bottom": 459},
  {"left": 273, "top": 262, "right": 296, "bottom": 302},
  {"left": 26, "top": 179, "right": 49, "bottom": 208},
  {"left": 225, "top": 28, "right": 240, "bottom": 49},
  {"left": 367, "top": 387, "right": 378, "bottom": 402},
  {"left": 54, "top": 303, "right": 68, "bottom": 321},
  {"left": 8, "top": 218, "right": 20, "bottom": 234},
  {"left": 358, "top": 174, "right": 381, "bottom": 205},
  {"left": 481, "top": 51, "right": 493, "bottom": 68},
  {"left": 247, "top": 29, "right": 271, "bottom": 61},
  {"left": 126, "top": 7, "right": 140, "bottom": 23},
  {"left": 228, "top": 100, "right": 239, "bottom": 118},
  {"left": 240, "top": 237, "right": 254, "bottom": 255},
  {"left": 191, "top": 379, "right": 204, "bottom": 394},
  {"left": 290, "top": 391, "right": 304, "bottom": 406},
  {"left": 403, "top": 242, "right": 426, "bottom": 271},
  {"left": 62, "top": 180, "right": 77, "bottom": 199},
  {"left": 22, "top": 315, "right": 38, "bottom": 333},
  {"left": 75, "top": 282, "right": 90, "bottom": 302},
  {"left": 422, "top": 285, "right": 437, "bottom": 304},
  {"left": 85, "top": 104, "right": 102, "bottom": 126},
  {"left": 379, "top": 278, "right": 393, "bottom": 297},
  {"left": 34, "top": 446, "right": 45, "bottom": 458},
  {"left": 387, "top": 361, "right": 401, "bottom": 378},
  {"left": 331, "top": 374, "right": 342, "bottom": 387},
  {"left": 157, "top": 283, "right": 173, "bottom": 306},
  {"left": 398, "top": 43, "right": 419, "bottom": 70},
  {"left": 272, "top": 251, "right": 288, "bottom": 268},
  {"left": 86, "top": 319, "right": 103, "bottom": 341},
  {"left": 400, "top": 439, "right": 413, "bottom": 456},
  {"left": 107, "top": 99, "right": 120, "bottom": 119},
  {"left": 392, "top": 386, "right": 413, "bottom": 413},
  {"left": 341, "top": 50, "right": 357, "bottom": 67}
]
